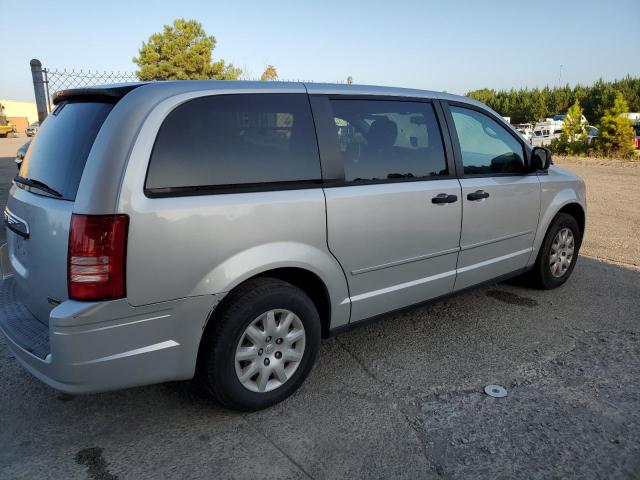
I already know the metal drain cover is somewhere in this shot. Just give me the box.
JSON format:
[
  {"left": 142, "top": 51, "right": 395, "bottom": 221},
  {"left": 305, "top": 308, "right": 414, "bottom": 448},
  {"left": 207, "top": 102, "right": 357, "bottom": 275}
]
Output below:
[{"left": 484, "top": 384, "right": 508, "bottom": 398}]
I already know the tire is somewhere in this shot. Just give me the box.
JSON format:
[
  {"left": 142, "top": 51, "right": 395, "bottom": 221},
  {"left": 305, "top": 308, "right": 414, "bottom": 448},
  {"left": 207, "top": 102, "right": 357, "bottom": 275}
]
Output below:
[
  {"left": 529, "top": 213, "right": 582, "bottom": 289},
  {"left": 198, "top": 277, "right": 321, "bottom": 411}
]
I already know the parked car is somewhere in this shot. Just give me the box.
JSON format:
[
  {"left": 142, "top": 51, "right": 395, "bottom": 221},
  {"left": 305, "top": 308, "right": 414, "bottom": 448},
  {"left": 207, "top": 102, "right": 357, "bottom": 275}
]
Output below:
[
  {"left": 586, "top": 125, "right": 599, "bottom": 146},
  {"left": 25, "top": 122, "right": 39, "bottom": 137},
  {"left": 15, "top": 139, "right": 31, "bottom": 170},
  {"left": 633, "top": 122, "right": 640, "bottom": 150},
  {"left": 0, "top": 82, "right": 586, "bottom": 411}
]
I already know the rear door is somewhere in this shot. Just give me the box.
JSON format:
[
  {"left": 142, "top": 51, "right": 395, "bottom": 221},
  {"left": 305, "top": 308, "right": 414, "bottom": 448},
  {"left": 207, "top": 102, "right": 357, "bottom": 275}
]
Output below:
[
  {"left": 442, "top": 102, "right": 540, "bottom": 291},
  {"left": 4, "top": 101, "right": 114, "bottom": 325},
  {"left": 312, "top": 96, "right": 462, "bottom": 322}
]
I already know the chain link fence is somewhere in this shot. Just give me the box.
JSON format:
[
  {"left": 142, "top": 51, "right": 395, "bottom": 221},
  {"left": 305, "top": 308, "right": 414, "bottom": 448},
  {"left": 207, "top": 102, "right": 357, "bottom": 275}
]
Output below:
[
  {"left": 29, "top": 59, "right": 138, "bottom": 121},
  {"left": 29, "top": 58, "right": 334, "bottom": 123},
  {"left": 45, "top": 68, "right": 138, "bottom": 101},
  {"left": 43, "top": 68, "right": 138, "bottom": 114}
]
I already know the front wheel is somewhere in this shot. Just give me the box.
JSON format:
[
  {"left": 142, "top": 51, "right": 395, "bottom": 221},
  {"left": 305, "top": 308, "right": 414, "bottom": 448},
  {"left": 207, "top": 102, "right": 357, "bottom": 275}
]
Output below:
[
  {"left": 198, "top": 277, "right": 321, "bottom": 411},
  {"left": 530, "top": 213, "right": 582, "bottom": 289}
]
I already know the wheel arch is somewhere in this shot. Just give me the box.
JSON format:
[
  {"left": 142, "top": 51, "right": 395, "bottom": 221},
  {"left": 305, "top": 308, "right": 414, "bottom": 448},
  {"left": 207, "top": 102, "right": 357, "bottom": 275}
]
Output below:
[
  {"left": 201, "top": 264, "right": 337, "bottom": 351},
  {"left": 195, "top": 266, "right": 337, "bottom": 375},
  {"left": 253, "top": 267, "right": 333, "bottom": 338},
  {"left": 529, "top": 185, "right": 586, "bottom": 267},
  {"left": 557, "top": 202, "right": 585, "bottom": 238}
]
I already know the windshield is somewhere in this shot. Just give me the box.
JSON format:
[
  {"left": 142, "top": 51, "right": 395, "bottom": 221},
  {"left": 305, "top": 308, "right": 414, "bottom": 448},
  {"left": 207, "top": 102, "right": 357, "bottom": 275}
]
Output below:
[{"left": 18, "top": 102, "right": 113, "bottom": 200}]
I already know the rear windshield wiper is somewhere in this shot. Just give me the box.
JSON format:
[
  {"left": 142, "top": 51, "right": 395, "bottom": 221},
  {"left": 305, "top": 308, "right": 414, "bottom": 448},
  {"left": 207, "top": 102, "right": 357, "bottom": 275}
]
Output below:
[{"left": 13, "top": 175, "right": 63, "bottom": 198}]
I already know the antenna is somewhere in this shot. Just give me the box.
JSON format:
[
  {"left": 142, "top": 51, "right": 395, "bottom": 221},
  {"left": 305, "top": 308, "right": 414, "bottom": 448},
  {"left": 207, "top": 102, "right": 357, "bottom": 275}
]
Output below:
[{"left": 558, "top": 64, "right": 563, "bottom": 86}]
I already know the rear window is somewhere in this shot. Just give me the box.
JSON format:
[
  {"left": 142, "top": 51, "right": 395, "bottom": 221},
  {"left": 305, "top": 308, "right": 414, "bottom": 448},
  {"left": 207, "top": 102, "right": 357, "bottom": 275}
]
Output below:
[
  {"left": 145, "top": 93, "right": 321, "bottom": 194},
  {"left": 19, "top": 102, "right": 113, "bottom": 200}
]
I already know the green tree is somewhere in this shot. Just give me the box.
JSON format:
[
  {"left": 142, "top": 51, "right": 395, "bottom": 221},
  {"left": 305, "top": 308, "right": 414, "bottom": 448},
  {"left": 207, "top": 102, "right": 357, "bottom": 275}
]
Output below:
[
  {"left": 550, "top": 100, "right": 587, "bottom": 155},
  {"left": 597, "top": 93, "right": 635, "bottom": 158},
  {"left": 133, "top": 19, "right": 242, "bottom": 81},
  {"left": 466, "top": 76, "right": 640, "bottom": 125},
  {"left": 583, "top": 79, "right": 617, "bottom": 122},
  {"left": 260, "top": 65, "right": 278, "bottom": 81}
]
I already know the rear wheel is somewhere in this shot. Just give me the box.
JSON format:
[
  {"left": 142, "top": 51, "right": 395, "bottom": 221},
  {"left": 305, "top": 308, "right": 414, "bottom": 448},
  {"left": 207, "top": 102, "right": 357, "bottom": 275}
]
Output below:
[
  {"left": 530, "top": 213, "right": 582, "bottom": 289},
  {"left": 199, "top": 277, "right": 320, "bottom": 411}
]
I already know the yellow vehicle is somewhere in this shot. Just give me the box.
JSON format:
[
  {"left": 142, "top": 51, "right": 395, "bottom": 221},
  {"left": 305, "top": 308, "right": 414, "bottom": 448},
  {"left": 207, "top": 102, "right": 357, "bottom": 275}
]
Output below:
[{"left": 0, "top": 103, "right": 16, "bottom": 138}]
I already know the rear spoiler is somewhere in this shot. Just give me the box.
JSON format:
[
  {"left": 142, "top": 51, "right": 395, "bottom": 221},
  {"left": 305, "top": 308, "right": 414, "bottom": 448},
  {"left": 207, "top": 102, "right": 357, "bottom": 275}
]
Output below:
[{"left": 52, "top": 83, "right": 147, "bottom": 105}]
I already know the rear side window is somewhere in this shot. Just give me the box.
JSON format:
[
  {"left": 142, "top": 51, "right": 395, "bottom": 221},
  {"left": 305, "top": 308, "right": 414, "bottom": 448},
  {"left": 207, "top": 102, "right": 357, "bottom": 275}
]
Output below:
[
  {"left": 450, "top": 106, "right": 525, "bottom": 175},
  {"left": 329, "top": 100, "right": 448, "bottom": 183},
  {"left": 145, "top": 94, "right": 321, "bottom": 193},
  {"left": 19, "top": 102, "right": 113, "bottom": 200}
]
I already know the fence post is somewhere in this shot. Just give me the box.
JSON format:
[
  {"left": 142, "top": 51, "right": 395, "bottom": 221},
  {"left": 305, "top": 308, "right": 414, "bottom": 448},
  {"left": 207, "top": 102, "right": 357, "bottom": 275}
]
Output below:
[{"left": 30, "top": 59, "right": 48, "bottom": 123}]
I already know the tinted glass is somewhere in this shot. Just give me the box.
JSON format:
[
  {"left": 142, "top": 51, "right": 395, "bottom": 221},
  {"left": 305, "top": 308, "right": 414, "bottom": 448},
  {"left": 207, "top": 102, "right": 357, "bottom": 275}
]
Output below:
[
  {"left": 330, "top": 100, "right": 447, "bottom": 182},
  {"left": 450, "top": 106, "right": 525, "bottom": 175},
  {"left": 19, "top": 102, "right": 113, "bottom": 200},
  {"left": 146, "top": 94, "right": 321, "bottom": 191}
]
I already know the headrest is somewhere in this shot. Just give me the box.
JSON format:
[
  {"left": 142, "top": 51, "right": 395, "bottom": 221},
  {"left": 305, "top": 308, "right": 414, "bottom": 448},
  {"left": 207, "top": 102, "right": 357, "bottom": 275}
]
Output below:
[{"left": 368, "top": 118, "right": 397, "bottom": 148}]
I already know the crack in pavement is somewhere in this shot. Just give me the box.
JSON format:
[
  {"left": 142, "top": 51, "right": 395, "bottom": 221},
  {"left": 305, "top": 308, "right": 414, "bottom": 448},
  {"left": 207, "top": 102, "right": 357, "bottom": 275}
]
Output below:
[
  {"left": 335, "top": 337, "right": 467, "bottom": 477},
  {"left": 398, "top": 406, "right": 447, "bottom": 478},
  {"left": 334, "top": 337, "right": 390, "bottom": 385},
  {"left": 242, "top": 417, "right": 315, "bottom": 480},
  {"left": 334, "top": 337, "right": 451, "bottom": 476},
  {"left": 415, "top": 329, "right": 640, "bottom": 479}
]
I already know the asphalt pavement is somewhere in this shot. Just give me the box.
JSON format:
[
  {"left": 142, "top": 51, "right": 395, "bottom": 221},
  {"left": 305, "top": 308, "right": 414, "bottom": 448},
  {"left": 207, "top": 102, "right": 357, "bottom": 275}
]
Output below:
[{"left": 0, "top": 137, "right": 638, "bottom": 479}]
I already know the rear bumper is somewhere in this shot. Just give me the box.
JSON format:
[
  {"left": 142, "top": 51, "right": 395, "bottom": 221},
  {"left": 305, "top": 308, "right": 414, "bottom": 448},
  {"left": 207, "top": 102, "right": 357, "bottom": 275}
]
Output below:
[{"left": 0, "top": 277, "right": 222, "bottom": 394}]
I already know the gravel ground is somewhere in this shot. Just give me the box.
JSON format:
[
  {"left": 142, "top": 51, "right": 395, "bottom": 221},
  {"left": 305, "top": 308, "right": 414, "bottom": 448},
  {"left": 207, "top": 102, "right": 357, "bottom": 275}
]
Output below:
[
  {"left": 554, "top": 156, "right": 640, "bottom": 268},
  {"left": 0, "top": 138, "right": 639, "bottom": 479}
]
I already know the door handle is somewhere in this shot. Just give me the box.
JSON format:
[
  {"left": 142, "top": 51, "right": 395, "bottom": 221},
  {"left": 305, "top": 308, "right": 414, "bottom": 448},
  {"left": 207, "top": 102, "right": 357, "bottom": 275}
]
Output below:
[
  {"left": 431, "top": 193, "right": 458, "bottom": 204},
  {"left": 467, "top": 190, "right": 490, "bottom": 201}
]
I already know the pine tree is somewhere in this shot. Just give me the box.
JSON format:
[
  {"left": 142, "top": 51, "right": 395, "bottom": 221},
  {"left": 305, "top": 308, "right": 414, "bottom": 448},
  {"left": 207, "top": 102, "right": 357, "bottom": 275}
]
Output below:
[
  {"left": 597, "top": 93, "right": 635, "bottom": 158},
  {"left": 133, "top": 19, "right": 242, "bottom": 81},
  {"left": 551, "top": 100, "right": 587, "bottom": 155}
]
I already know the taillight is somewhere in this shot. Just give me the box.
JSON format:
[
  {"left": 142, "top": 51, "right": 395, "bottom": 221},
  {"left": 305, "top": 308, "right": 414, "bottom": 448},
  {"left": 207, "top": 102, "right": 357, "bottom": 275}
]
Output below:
[{"left": 68, "top": 214, "right": 129, "bottom": 301}]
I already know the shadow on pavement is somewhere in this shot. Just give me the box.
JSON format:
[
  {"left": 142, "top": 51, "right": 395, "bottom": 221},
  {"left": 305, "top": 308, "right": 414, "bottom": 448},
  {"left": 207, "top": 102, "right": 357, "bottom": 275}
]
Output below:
[{"left": 1, "top": 256, "right": 638, "bottom": 479}]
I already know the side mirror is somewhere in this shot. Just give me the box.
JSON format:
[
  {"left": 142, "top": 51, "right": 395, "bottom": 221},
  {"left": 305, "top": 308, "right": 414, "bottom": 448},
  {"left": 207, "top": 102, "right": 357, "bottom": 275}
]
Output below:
[{"left": 531, "top": 147, "right": 552, "bottom": 171}]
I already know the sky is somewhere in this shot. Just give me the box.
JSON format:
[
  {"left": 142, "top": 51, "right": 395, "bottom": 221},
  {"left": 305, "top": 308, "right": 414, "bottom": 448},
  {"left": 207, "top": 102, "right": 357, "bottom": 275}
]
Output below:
[{"left": 1, "top": 0, "right": 638, "bottom": 101}]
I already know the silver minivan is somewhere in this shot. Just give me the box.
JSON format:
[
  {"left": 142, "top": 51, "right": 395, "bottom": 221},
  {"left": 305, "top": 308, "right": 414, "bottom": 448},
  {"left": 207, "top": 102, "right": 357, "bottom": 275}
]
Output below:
[{"left": 1, "top": 81, "right": 586, "bottom": 410}]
